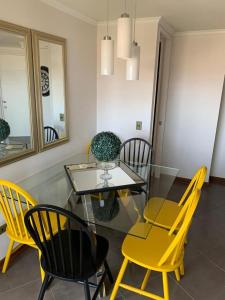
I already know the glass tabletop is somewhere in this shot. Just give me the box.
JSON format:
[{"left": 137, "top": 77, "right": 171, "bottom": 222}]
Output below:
[{"left": 19, "top": 153, "right": 179, "bottom": 239}]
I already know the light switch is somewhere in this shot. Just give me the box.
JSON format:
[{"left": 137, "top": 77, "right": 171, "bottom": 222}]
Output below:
[{"left": 136, "top": 121, "right": 142, "bottom": 130}]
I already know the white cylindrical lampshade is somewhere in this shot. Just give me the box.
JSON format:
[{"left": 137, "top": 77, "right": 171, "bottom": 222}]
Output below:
[
  {"left": 126, "top": 42, "right": 140, "bottom": 80},
  {"left": 101, "top": 37, "right": 114, "bottom": 75},
  {"left": 117, "top": 14, "right": 132, "bottom": 59}
]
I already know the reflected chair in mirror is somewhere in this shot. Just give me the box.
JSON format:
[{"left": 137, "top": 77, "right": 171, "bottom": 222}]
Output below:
[
  {"left": 44, "top": 126, "right": 59, "bottom": 144},
  {"left": 119, "top": 138, "right": 152, "bottom": 198},
  {"left": 25, "top": 204, "right": 113, "bottom": 300},
  {"left": 110, "top": 189, "right": 201, "bottom": 300},
  {"left": 0, "top": 180, "right": 66, "bottom": 280},
  {"left": 144, "top": 166, "right": 207, "bottom": 230}
]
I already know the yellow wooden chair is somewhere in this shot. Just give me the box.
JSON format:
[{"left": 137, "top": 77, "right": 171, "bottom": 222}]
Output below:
[
  {"left": 0, "top": 179, "right": 65, "bottom": 280},
  {"left": 143, "top": 166, "right": 207, "bottom": 230},
  {"left": 110, "top": 189, "right": 201, "bottom": 300}
]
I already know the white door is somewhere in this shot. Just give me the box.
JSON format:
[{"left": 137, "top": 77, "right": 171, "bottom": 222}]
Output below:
[{"left": 150, "top": 33, "right": 172, "bottom": 165}]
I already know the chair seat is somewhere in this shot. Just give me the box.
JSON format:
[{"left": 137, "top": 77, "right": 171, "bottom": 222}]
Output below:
[
  {"left": 122, "top": 222, "right": 182, "bottom": 272},
  {"left": 41, "top": 230, "right": 109, "bottom": 281},
  {"left": 144, "top": 197, "right": 182, "bottom": 229},
  {"left": 6, "top": 210, "right": 66, "bottom": 245}
]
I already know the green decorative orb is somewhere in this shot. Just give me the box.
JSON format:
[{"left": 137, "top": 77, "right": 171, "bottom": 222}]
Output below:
[
  {"left": 0, "top": 119, "right": 10, "bottom": 142},
  {"left": 91, "top": 131, "right": 121, "bottom": 162}
]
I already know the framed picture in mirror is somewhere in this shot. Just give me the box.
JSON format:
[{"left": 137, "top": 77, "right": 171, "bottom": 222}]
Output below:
[
  {"left": 32, "top": 30, "right": 69, "bottom": 151},
  {"left": 0, "top": 20, "right": 38, "bottom": 166}
]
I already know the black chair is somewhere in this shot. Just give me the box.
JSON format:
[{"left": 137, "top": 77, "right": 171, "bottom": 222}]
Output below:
[
  {"left": 44, "top": 126, "right": 59, "bottom": 143},
  {"left": 120, "top": 138, "right": 152, "bottom": 197},
  {"left": 24, "top": 205, "right": 113, "bottom": 300},
  {"left": 120, "top": 138, "right": 152, "bottom": 166}
]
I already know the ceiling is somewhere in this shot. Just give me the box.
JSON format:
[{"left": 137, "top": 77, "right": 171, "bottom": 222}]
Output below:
[{"left": 42, "top": 0, "right": 225, "bottom": 31}]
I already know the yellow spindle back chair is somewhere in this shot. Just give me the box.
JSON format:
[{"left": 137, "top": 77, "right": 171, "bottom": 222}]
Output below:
[
  {"left": 144, "top": 166, "right": 207, "bottom": 230},
  {"left": 0, "top": 179, "right": 65, "bottom": 280},
  {"left": 110, "top": 189, "right": 201, "bottom": 300}
]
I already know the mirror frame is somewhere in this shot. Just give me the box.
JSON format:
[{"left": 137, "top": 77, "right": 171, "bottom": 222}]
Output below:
[
  {"left": 0, "top": 20, "right": 38, "bottom": 167},
  {"left": 32, "top": 30, "right": 69, "bottom": 152}
]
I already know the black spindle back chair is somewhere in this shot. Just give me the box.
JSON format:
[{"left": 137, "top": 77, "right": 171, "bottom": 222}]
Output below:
[
  {"left": 25, "top": 205, "right": 113, "bottom": 300},
  {"left": 120, "top": 138, "right": 152, "bottom": 196},
  {"left": 44, "top": 126, "right": 59, "bottom": 143},
  {"left": 120, "top": 138, "right": 152, "bottom": 166}
]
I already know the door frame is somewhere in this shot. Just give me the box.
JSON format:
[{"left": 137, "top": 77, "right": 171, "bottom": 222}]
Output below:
[{"left": 149, "top": 21, "right": 173, "bottom": 164}]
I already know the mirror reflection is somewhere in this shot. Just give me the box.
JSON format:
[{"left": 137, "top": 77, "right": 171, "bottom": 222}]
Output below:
[
  {"left": 39, "top": 40, "right": 66, "bottom": 145},
  {"left": 0, "top": 29, "right": 32, "bottom": 159}
]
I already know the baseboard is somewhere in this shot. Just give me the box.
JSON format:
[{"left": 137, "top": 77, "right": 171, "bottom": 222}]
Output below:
[
  {"left": 175, "top": 176, "right": 191, "bottom": 184},
  {"left": 209, "top": 176, "right": 225, "bottom": 185},
  {"left": 175, "top": 176, "right": 209, "bottom": 186},
  {"left": 0, "top": 244, "right": 28, "bottom": 270}
]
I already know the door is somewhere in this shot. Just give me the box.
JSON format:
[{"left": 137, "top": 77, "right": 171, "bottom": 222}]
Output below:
[{"left": 150, "top": 33, "right": 172, "bottom": 165}]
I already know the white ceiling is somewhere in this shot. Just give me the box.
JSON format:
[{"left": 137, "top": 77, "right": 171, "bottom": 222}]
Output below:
[{"left": 42, "top": 0, "right": 225, "bottom": 31}]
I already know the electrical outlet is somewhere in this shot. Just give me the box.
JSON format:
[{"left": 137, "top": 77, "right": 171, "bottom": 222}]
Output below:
[
  {"left": 136, "top": 121, "right": 142, "bottom": 130},
  {"left": 0, "top": 223, "right": 6, "bottom": 235},
  {"left": 59, "top": 113, "right": 64, "bottom": 121}
]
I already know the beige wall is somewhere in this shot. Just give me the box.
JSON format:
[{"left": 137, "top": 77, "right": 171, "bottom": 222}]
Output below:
[
  {"left": 162, "top": 31, "right": 225, "bottom": 179},
  {"left": 0, "top": 0, "right": 97, "bottom": 259},
  {"left": 97, "top": 20, "right": 159, "bottom": 142}
]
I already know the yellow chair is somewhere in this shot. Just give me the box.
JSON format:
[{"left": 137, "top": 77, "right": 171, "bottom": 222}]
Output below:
[
  {"left": 110, "top": 189, "right": 201, "bottom": 300},
  {"left": 0, "top": 179, "right": 65, "bottom": 280},
  {"left": 143, "top": 166, "right": 207, "bottom": 230}
]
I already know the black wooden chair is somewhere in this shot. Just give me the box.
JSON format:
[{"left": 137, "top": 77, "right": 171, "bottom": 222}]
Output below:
[
  {"left": 120, "top": 138, "right": 152, "bottom": 197},
  {"left": 44, "top": 126, "right": 59, "bottom": 143},
  {"left": 120, "top": 137, "right": 152, "bottom": 166},
  {"left": 24, "top": 204, "right": 113, "bottom": 300}
]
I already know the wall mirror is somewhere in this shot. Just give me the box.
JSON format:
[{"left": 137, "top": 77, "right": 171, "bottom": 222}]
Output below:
[
  {"left": 0, "top": 21, "right": 38, "bottom": 166},
  {"left": 32, "top": 31, "right": 68, "bottom": 151}
]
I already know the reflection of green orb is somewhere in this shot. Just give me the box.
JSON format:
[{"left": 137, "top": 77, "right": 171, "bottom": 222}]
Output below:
[
  {"left": 0, "top": 119, "right": 10, "bottom": 142},
  {"left": 91, "top": 131, "right": 121, "bottom": 162}
]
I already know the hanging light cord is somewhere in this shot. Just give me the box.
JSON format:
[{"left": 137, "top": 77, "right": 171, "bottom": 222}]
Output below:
[
  {"left": 133, "top": 0, "right": 137, "bottom": 43},
  {"left": 124, "top": 0, "right": 127, "bottom": 11},
  {"left": 107, "top": 0, "right": 109, "bottom": 36}
]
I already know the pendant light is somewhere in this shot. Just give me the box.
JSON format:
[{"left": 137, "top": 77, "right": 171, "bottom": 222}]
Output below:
[
  {"left": 117, "top": 0, "right": 132, "bottom": 59},
  {"left": 126, "top": 0, "right": 140, "bottom": 80},
  {"left": 101, "top": 0, "right": 114, "bottom": 75}
]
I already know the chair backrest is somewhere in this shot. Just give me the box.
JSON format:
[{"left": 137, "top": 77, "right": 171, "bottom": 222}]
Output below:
[
  {"left": 44, "top": 126, "right": 59, "bottom": 143},
  {"left": 120, "top": 138, "right": 152, "bottom": 166},
  {"left": 25, "top": 204, "right": 97, "bottom": 279},
  {"left": 178, "top": 166, "right": 207, "bottom": 207},
  {"left": 0, "top": 179, "right": 37, "bottom": 242},
  {"left": 158, "top": 189, "right": 200, "bottom": 267}
]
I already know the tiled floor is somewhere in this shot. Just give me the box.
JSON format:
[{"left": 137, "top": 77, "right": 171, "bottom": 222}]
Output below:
[{"left": 1, "top": 182, "right": 225, "bottom": 299}]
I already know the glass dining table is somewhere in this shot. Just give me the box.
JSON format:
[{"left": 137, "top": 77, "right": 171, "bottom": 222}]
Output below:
[{"left": 19, "top": 153, "right": 179, "bottom": 240}]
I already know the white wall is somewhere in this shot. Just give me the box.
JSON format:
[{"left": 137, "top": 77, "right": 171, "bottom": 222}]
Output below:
[
  {"left": 211, "top": 79, "right": 225, "bottom": 177},
  {"left": 0, "top": 0, "right": 97, "bottom": 259},
  {"left": 97, "top": 20, "right": 159, "bottom": 142},
  {"left": 162, "top": 31, "right": 225, "bottom": 180}
]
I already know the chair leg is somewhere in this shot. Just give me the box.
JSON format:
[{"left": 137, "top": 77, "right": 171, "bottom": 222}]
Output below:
[
  {"left": 110, "top": 258, "right": 129, "bottom": 300},
  {"left": 174, "top": 269, "right": 180, "bottom": 282},
  {"left": 2, "top": 239, "right": 14, "bottom": 273},
  {"left": 162, "top": 272, "right": 169, "bottom": 300},
  {"left": 84, "top": 280, "right": 91, "bottom": 300},
  {"left": 141, "top": 269, "right": 151, "bottom": 290},
  {"left": 104, "top": 260, "right": 114, "bottom": 284},
  {"left": 46, "top": 276, "right": 54, "bottom": 290},
  {"left": 38, "top": 250, "right": 45, "bottom": 282},
  {"left": 180, "top": 262, "right": 184, "bottom": 276},
  {"left": 38, "top": 274, "right": 50, "bottom": 300}
]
